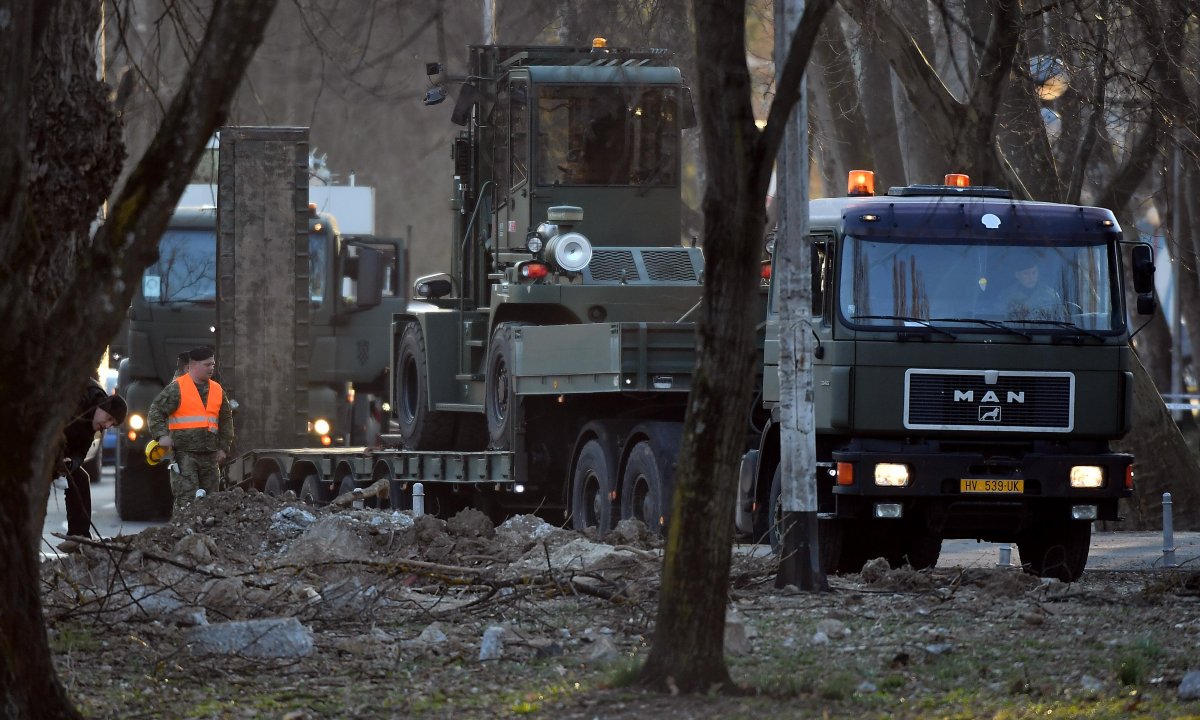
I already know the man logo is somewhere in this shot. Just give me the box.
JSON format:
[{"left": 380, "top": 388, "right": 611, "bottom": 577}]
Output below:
[{"left": 979, "top": 406, "right": 1001, "bottom": 422}]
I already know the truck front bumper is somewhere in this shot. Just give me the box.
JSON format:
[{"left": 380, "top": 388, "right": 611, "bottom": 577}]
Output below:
[{"left": 829, "top": 448, "right": 1132, "bottom": 539}]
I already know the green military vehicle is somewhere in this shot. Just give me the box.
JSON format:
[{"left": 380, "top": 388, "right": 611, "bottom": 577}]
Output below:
[
  {"left": 737, "top": 172, "right": 1154, "bottom": 581},
  {"left": 226, "top": 40, "right": 712, "bottom": 530},
  {"left": 116, "top": 205, "right": 404, "bottom": 520}
]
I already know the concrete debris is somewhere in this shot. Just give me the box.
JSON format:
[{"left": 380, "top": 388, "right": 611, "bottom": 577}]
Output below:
[
  {"left": 172, "top": 533, "right": 218, "bottom": 565},
  {"left": 1179, "top": 671, "right": 1200, "bottom": 701},
  {"left": 724, "top": 609, "right": 753, "bottom": 656},
  {"left": 479, "top": 625, "right": 506, "bottom": 661},
  {"left": 285, "top": 515, "right": 369, "bottom": 564},
  {"left": 187, "top": 617, "right": 314, "bottom": 658},
  {"left": 271, "top": 506, "right": 316, "bottom": 534},
  {"left": 584, "top": 635, "right": 620, "bottom": 665},
  {"left": 416, "top": 622, "right": 448, "bottom": 645}
]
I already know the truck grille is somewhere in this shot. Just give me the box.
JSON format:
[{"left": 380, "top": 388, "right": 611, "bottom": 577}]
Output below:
[
  {"left": 584, "top": 248, "right": 701, "bottom": 284},
  {"left": 904, "top": 370, "right": 1074, "bottom": 432}
]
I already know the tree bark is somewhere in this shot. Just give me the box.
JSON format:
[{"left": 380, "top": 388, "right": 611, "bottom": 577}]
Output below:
[
  {"left": 0, "top": 0, "right": 278, "bottom": 716},
  {"left": 639, "top": 0, "right": 832, "bottom": 693}
]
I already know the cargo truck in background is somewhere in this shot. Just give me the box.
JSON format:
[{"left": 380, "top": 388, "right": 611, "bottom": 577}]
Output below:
[
  {"left": 225, "top": 40, "right": 721, "bottom": 529},
  {"left": 736, "top": 171, "right": 1155, "bottom": 581},
  {"left": 115, "top": 203, "right": 405, "bottom": 520}
]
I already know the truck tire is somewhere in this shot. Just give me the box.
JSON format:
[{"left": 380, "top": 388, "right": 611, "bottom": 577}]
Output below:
[
  {"left": 894, "top": 531, "right": 941, "bottom": 570},
  {"left": 116, "top": 452, "right": 172, "bottom": 521},
  {"left": 263, "top": 471, "right": 284, "bottom": 496},
  {"left": 620, "top": 441, "right": 667, "bottom": 535},
  {"left": 485, "top": 323, "right": 524, "bottom": 449},
  {"left": 766, "top": 465, "right": 845, "bottom": 573},
  {"left": 300, "top": 474, "right": 324, "bottom": 506},
  {"left": 571, "top": 438, "right": 615, "bottom": 534},
  {"left": 396, "top": 323, "right": 457, "bottom": 449},
  {"left": 1018, "top": 521, "right": 1091, "bottom": 582}
]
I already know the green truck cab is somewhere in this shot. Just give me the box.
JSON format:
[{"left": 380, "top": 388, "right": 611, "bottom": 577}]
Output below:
[
  {"left": 115, "top": 205, "right": 404, "bottom": 519},
  {"left": 739, "top": 177, "right": 1154, "bottom": 581}
]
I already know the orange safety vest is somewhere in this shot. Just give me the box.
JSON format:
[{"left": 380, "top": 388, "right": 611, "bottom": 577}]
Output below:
[{"left": 168, "top": 374, "right": 223, "bottom": 433}]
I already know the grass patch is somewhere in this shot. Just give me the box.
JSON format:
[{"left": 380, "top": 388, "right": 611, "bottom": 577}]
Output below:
[{"left": 1113, "top": 636, "right": 1163, "bottom": 687}]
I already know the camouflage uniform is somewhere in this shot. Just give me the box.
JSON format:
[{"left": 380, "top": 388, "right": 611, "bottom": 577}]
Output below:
[{"left": 147, "top": 379, "right": 235, "bottom": 515}]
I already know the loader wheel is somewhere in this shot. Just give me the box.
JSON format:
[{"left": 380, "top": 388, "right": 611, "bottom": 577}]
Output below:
[
  {"left": 571, "top": 438, "right": 615, "bottom": 535},
  {"left": 485, "top": 323, "right": 524, "bottom": 449},
  {"left": 1018, "top": 521, "right": 1091, "bottom": 582},
  {"left": 619, "top": 441, "right": 667, "bottom": 535},
  {"left": 396, "top": 323, "right": 457, "bottom": 450}
]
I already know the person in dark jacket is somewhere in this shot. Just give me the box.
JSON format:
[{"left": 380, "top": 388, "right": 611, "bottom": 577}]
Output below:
[{"left": 58, "top": 378, "right": 127, "bottom": 551}]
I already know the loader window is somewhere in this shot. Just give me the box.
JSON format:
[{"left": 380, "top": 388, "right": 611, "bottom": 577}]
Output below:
[
  {"left": 536, "top": 85, "right": 679, "bottom": 187},
  {"left": 143, "top": 228, "right": 216, "bottom": 303}
]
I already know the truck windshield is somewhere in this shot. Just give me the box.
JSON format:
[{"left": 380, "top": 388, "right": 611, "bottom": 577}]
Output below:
[
  {"left": 838, "top": 236, "right": 1118, "bottom": 333},
  {"left": 536, "top": 85, "right": 678, "bottom": 187},
  {"left": 142, "top": 228, "right": 216, "bottom": 303}
]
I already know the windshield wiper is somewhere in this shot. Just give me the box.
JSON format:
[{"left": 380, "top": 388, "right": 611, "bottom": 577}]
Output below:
[
  {"left": 850, "top": 315, "right": 957, "bottom": 339},
  {"left": 1006, "top": 318, "right": 1105, "bottom": 341},
  {"left": 929, "top": 317, "right": 1031, "bottom": 340}
]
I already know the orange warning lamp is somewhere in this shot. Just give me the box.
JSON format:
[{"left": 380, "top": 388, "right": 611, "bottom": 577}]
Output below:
[
  {"left": 944, "top": 173, "right": 970, "bottom": 188},
  {"left": 847, "top": 170, "right": 875, "bottom": 196}
]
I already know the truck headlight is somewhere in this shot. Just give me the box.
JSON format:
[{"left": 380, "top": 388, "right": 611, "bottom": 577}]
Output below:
[
  {"left": 1070, "top": 465, "right": 1104, "bottom": 488},
  {"left": 545, "top": 231, "right": 592, "bottom": 273},
  {"left": 312, "top": 418, "right": 331, "bottom": 436},
  {"left": 874, "top": 463, "right": 910, "bottom": 487},
  {"left": 128, "top": 413, "right": 145, "bottom": 431}
]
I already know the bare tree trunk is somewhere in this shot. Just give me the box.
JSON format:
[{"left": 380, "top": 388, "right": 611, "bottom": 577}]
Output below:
[
  {"left": 639, "top": 0, "right": 832, "bottom": 693},
  {"left": 639, "top": 0, "right": 761, "bottom": 692},
  {"left": 0, "top": 1, "right": 278, "bottom": 715}
]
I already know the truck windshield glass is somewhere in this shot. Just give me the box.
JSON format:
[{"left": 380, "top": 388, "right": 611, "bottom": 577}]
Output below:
[
  {"left": 536, "top": 85, "right": 678, "bottom": 187},
  {"left": 838, "top": 236, "right": 1117, "bottom": 333},
  {"left": 143, "top": 229, "right": 216, "bottom": 303}
]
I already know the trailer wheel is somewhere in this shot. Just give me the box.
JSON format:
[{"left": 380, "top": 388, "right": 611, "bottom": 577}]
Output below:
[
  {"left": 571, "top": 439, "right": 615, "bottom": 534},
  {"left": 263, "top": 471, "right": 284, "bottom": 497},
  {"left": 396, "top": 324, "right": 457, "bottom": 449},
  {"left": 485, "top": 323, "right": 524, "bottom": 449},
  {"left": 620, "top": 441, "right": 666, "bottom": 535},
  {"left": 1018, "top": 521, "right": 1091, "bottom": 582},
  {"left": 300, "top": 474, "right": 323, "bottom": 506}
]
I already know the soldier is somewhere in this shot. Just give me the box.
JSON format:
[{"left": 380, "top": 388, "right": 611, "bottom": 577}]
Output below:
[
  {"left": 147, "top": 346, "right": 234, "bottom": 515},
  {"left": 56, "top": 378, "right": 127, "bottom": 552}
]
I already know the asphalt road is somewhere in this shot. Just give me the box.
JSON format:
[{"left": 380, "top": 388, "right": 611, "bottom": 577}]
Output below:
[{"left": 44, "top": 470, "right": 1200, "bottom": 572}]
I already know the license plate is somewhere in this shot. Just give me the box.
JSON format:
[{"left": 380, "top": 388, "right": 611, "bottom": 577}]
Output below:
[{"left": 960, "top": 479, "right": 1024, "bottom": 493}]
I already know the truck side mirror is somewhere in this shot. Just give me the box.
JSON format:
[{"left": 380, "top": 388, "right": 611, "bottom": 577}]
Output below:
[
  {"left": 1137, "top": 293, "right": 1157, "bottom": 315},
  {"left": 1131, "top": 244, "right": 1154, "bottom": 294},
  {"left": 338, "top": 242, "right": 383, "bottom": 311},
  {"left": 354, "top": 245, "right": 383, "bottom": 309}
]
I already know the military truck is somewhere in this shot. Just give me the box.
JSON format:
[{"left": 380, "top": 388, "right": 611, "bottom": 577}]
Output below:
[
  {"left": 116, "top": 205, "right": 405, "bottom": 520},
  {"left": 735, "top": 172, "right": 1153, "bottom": 581},
  {"left": 225, "top": 40, "right": 713, "bottom": 529}
]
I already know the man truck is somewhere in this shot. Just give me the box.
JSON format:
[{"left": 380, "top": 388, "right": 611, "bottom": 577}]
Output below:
[{"left": 736, "top": 171, "right": 1152, "bottom": 581}]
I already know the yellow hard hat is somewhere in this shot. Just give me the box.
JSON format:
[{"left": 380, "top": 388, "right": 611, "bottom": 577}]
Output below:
[{"left": 145, "top": 439, "right": 170, "bottom": 466}]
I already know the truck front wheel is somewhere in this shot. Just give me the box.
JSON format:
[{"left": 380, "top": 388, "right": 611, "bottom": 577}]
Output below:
[
  {"left": 396, "top": 324, "right": 457, "bottom": 450},
  {"left": 1018, "top": 521, "right": 1091, "bottom": 582},
  {"left": 571, "top": 439, "right": 615, "bottom": 535},
  {"left": 766, "top": 465, "right": 845, "bottom": 573}
]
